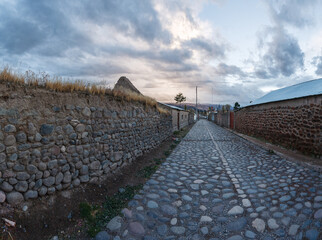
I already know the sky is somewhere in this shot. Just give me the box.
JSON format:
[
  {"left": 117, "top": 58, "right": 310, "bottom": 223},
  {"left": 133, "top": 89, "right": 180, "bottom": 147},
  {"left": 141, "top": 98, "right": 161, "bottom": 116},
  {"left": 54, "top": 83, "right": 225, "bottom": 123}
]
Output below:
[{"left": 0, "top": 0, "right": 321, "bottom": 105}]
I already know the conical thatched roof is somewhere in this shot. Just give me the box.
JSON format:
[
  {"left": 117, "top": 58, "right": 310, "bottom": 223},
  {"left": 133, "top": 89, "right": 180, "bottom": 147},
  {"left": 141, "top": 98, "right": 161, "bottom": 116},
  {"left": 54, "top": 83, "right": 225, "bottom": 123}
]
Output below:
[{"left": 114, "top": 76, "right": 141, "bottom": 95}]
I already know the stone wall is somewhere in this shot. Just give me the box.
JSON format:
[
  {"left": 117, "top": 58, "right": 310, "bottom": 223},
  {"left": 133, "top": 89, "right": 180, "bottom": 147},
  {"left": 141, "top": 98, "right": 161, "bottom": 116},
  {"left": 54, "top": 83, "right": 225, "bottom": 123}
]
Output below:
[
  {"left": 234, "top": 95, "right": 321, "bottom": 157},
  {"left": 0, "top": 83, "right": 172, "bottom": 204}
]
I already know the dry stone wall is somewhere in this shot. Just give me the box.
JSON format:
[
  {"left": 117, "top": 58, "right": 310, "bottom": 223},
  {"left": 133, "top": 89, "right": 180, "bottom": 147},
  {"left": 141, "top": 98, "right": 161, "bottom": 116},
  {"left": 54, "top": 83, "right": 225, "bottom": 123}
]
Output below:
[
  {"left": 234, "top": 95, "right": 321, "bottom": 158},
  {"left": 0, "top": 84, "right": 172, "bottom": 205}
]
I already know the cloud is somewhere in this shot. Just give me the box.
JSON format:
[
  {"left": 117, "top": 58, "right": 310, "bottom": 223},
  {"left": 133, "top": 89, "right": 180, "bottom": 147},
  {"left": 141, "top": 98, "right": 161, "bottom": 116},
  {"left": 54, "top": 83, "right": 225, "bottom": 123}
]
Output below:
[
  {"left": 0, "top": 17, "right": 46, "bottom": 54},
  {"left": 0, "top": 0, "right": 172, "bottom": 57},
  {"left": 185, "top": 38, "right": 226, "bottom": 58},
  {"left": 267, "top": 0, "right": 318, "bottom": 28},
  {"left": 143, "top": 83, "right": 158, "bottom": 88},
  {"left": 1, "top": 0, "right": 316, "bottom": 106},
  {"left": 251, "top": 0, "right": 310, "bottom": 79},
  {"left": 255, "top": 26, "right": 304, "bottom": 79},
  {"left": 76, "top": 0, "right": 172, "bottom": 44},
  {"left": 214, "top": 63, "right": 247, "bottom": 77},
  {"left": 1, "top": 0, "right": 223, "bottom": 77},
  {"left": 0, "top": 1, "right": 90, "bottom": 57},
  {"left": 312, "top": 55, "right": 322, "bottom": 75}
]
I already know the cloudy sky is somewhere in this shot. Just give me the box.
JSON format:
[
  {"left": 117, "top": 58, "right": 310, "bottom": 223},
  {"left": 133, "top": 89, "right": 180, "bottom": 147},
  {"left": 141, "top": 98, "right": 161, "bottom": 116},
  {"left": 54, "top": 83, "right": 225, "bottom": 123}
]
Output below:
[{"left": 0, "top": 0, "right": 321, "bottom": 105}]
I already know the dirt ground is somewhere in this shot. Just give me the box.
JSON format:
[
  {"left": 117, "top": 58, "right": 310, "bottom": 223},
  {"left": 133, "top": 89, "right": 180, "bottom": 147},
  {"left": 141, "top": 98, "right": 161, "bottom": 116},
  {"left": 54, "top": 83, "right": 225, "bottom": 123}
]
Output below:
[{"left": 0, "top": 125, "right": 193, "bottom": 240}]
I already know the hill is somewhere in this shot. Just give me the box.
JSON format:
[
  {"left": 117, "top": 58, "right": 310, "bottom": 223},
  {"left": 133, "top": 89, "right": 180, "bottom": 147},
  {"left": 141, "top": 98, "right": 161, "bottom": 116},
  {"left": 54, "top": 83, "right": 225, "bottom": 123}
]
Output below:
[{"left": 164, "top": 102, "right": 231, "bottom": 111}]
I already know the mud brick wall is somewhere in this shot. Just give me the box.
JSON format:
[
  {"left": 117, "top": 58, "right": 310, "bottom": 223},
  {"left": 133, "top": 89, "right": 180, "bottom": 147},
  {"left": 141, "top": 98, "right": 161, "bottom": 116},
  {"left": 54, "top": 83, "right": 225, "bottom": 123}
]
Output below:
[
  {"left": 0, "top": 83, "right": 172, "bottom": 204},
  {"left": 214, "top": 112, "right": 230, "bottom": 128},
  {"left": 234, "top": 95, "right": 322, "bottom": 157}
]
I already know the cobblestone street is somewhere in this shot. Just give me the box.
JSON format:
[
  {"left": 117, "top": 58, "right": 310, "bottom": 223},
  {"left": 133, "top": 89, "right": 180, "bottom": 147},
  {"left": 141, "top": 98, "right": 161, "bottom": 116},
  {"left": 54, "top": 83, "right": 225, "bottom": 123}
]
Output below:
[{"left": 104, "top": 120, "right": 321, "bottom": 240}]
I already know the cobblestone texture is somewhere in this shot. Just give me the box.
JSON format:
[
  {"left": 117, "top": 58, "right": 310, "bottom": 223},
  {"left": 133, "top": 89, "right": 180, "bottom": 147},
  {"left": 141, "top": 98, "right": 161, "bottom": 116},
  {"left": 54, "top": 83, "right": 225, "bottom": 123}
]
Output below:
[{"left": 104, "top": 120, "right": 321, "bottom": 240}]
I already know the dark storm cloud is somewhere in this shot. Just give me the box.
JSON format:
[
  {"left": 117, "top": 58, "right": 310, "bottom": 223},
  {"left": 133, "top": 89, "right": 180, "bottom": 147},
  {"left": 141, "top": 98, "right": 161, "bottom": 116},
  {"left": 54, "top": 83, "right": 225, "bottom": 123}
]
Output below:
[
  {"left": 0, "top": 0, "right": 90, "bottom": 56},
  {"left": 75, "top": 0, "right": 172, "bottom": 44},
  {"left": 215, "top": 63, "right": 247, "bottom": 77},
  {"left": 254, "top": 27, "right": 304, "bottom": 79},
  {"left": 0, "top": 17, "right": 46, "bottom": 54},
  {"left": 252, "top": 0, "right": 309, "bottom": 79},
  {"left": 312, "top": 56, "right": 322, "bottom": 75},
  {"left": 0, "top": 0, "right": 171, "bottom": 56},
  {"left": 0, "top": 0, "right": 208, "bottom": 78},
  {"left": 56, "top": 62, "right": 128, "bottom": 77},
  {"left": 0, "top": 0, "right": 232, "bottom": 94}
]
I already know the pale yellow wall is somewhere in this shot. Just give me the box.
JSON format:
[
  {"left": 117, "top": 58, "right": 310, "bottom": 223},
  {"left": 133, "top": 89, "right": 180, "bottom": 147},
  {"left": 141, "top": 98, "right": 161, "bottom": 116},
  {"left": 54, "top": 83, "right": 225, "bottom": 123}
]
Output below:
[{"left": 172, "top": 109, "right": 189, "bottom": 131}]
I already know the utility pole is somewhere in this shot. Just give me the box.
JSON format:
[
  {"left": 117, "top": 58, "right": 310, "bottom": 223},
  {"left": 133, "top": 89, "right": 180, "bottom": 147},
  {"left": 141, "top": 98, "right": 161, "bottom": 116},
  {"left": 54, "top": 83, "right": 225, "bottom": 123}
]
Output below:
[
  {"left": 196, "top": 86, "right": 198, "bottom": 120},
  {"left": 212, "top": 87, "right": 214, "bottom": 111}
]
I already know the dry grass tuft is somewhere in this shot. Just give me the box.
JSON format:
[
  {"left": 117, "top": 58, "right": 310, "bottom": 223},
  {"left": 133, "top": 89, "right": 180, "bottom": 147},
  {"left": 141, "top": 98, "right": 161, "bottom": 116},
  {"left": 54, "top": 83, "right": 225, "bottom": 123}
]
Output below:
[
  {"left": 112, "top": 87, "right": 156, "bottom": 107},
  {"left": 0, "top": 66, "right": 25, "bottom": 85},
  {"left": 0, "top": 66, "right": 169, "bottom": 114},
  {"left": 156, "top": 105, "right": 170, "bottom": 115}
]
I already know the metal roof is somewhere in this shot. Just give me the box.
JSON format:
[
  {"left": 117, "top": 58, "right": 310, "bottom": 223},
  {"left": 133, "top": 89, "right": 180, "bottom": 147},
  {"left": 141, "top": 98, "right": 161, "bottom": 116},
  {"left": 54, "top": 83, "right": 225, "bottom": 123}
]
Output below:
[
  {"left": 246, "top": 78, "right": 322, "bottom": 107},
  {"left": 158, "top": 102, "right": 186, "bottom": 111}
]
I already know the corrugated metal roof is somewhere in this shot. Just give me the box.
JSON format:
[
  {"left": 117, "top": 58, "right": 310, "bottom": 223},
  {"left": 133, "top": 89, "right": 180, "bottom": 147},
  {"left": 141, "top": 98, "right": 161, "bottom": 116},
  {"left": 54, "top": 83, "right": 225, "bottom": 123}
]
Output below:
[
  {"left": 158, "top": 102, "right": 185, "bottom": 111},
  {"left": 246, "top": 78, "right": 322, "bottom": 107}
]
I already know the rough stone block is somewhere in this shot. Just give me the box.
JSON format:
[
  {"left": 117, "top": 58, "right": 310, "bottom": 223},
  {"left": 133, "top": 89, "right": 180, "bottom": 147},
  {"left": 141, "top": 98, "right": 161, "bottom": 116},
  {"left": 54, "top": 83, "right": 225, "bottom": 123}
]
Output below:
[
  {"left": 7, "top": 192, "right": 24, "bottom": 205},
  {"left": 24, "top": 190, "right": 38, "bottom": 200},
  {"left": 43, "top": 176, "right": 55, "bottom": 187},
  {"left": 6, "top": 146, "right": 18, "bottom": 155},
  {"left": 4, "top": 124, "right": 16, "bottom": 133},
  {"left": 40, "top": 124, "right": 54, "bottom": 136},
  {"left": 4, "top": 135, "right": 16, "bottom": 146}
]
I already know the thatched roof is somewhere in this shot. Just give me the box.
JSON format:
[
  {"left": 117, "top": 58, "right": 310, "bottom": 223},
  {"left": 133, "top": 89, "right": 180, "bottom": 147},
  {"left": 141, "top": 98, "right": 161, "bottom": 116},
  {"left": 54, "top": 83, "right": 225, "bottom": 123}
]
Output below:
[{"left": 114, "top": 76, "right": 141, "bottom": 95}]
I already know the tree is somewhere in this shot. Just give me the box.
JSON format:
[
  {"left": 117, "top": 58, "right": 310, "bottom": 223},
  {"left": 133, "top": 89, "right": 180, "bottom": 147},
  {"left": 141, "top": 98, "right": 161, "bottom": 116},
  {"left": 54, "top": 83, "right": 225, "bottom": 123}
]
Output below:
[
  {"left": 221, "top": 104, "right": 231, "bottom": 113},
  {"left": 174, "top": 93, "right": 186, "bottom": 104},
  {"left": 234, "top": 102, "right": 241, "bottom": 111},
  {"left": 225, "top": 104, "right": 231, "bottom": 112}
]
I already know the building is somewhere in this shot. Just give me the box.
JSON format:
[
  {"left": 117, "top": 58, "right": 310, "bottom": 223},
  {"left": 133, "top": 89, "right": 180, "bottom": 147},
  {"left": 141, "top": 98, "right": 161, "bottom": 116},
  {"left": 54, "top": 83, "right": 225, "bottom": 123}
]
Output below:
[
  {"left": 234, "top": 78, "right": 322, "bottom": 157},
  {"left": 158, "top": 103, "right": 191, "bottom": 131}
]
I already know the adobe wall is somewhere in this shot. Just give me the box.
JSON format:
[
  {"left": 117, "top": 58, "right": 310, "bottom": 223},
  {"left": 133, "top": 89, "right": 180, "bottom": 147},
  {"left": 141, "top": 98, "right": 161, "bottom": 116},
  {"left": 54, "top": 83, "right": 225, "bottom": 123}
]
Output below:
[
  {"left": 170, "top": 109, "right": 189, "bottom": 131},
  {"left": 234, "top": 95, "right": 322, "bottom": 157},
  {"left": 0, "top": 83, "right": 172, "bottom": 204},
  {"left": 178, "top": 111, "right": 189, "bottom": 130},
  {"left": 188, "top": 112, "right": 195, "bottom": 125},
  {"left": 214, "top": 112, "right": 230, "bottom": 128}
]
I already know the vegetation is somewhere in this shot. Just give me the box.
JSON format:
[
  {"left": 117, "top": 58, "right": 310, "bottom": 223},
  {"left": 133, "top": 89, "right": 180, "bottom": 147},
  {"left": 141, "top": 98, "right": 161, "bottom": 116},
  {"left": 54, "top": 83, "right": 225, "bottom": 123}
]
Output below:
[
  {"left": 174, "top": 92, "right": 186, "bottom": 104},
  {"left": 79, "top": 124, "right": 192, "bottom": 237},
  {"left": 137, "top": 162, "right": 160, "bottom": 178},
  {"left": 234, "top": 102, "right": 241, "bottom": 111},
  {"left": 221, "top": 104, "right": 231, "bottom": 113},
  {"left": 0, "top": 66, "right": 169, "bottom": 115},
  {"left": 267, "top": 149, "right": 275, "bottom": 155},
  {"left": 79, "top": 185, "right": 142, "bottom": 237}
]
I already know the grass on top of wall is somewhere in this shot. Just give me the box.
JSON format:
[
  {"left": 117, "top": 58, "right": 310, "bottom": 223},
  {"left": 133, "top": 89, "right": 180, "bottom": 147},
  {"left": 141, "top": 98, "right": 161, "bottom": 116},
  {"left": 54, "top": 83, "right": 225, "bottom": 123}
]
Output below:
[{"left": 0, "top": 66, "right": 170, "bottom": 115}]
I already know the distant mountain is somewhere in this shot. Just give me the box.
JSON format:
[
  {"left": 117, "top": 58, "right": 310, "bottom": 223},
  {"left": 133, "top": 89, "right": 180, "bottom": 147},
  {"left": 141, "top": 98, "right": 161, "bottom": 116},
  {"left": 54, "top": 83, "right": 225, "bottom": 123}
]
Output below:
[{"left": 164, "top": 102, "right": 231, "bottom": 111}]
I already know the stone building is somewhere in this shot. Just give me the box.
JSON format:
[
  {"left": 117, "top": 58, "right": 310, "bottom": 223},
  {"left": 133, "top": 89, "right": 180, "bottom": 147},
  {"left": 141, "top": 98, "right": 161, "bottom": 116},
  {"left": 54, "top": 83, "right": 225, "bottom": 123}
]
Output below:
[{"left": 234, "top": 78, "right": 322, "bottom": 157}]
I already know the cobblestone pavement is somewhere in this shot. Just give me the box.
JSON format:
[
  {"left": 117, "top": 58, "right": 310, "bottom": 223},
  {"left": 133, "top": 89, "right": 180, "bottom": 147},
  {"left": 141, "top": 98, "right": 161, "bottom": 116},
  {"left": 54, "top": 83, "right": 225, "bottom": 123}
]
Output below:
[{"left": 100, "top": 120, "right": 321, "bottom": 240}]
